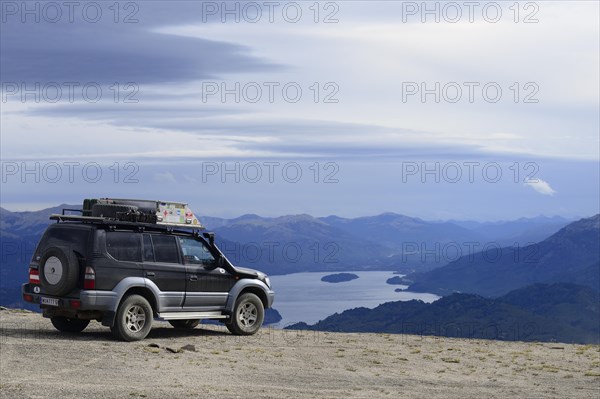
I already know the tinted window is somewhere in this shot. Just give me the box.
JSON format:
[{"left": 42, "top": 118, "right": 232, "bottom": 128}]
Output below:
[
  {"left": 106, "top": 232, "right": 141, "bottom": 262},
  {"left": 142, "top": 234, "right": 154, "bottom": 262},
  {"left": 39, "top": 225, "right": 91, "bottom": 257},
  {"left": 151, "top": 235, "right": 180, "bottom": 263},
  {"left": 178, "top": 237, "right": 216, "bottom": 266}
]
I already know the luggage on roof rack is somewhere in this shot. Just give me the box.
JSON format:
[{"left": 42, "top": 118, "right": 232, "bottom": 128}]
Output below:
[{"left": 77, "top": 198, "right": 203, "bottom": 228}]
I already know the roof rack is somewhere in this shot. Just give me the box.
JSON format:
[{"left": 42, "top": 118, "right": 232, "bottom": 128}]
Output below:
[
  {"left": 49, "top": 213, "right": 207, "bottom": 232},
  {"left": 52, "top": 198, "right": 206, "bottom": 230}
]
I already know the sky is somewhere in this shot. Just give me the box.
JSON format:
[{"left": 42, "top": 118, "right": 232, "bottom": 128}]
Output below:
[{"left": 0, "top": 1, "right": 598, "bottom": 220}]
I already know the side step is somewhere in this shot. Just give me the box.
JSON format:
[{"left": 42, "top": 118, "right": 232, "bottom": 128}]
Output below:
[{"left": 157, "top": 311, "right": 228, "bottom": 320}]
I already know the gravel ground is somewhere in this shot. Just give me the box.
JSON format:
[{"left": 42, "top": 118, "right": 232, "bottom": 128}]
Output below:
[{"left": 1, "top": 309, "right": 599, "bottom": 399}]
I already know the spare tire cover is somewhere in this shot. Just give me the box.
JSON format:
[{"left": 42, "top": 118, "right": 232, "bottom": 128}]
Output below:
[{"left": 39, "top": 247, "right": 79, "bottom": 296}]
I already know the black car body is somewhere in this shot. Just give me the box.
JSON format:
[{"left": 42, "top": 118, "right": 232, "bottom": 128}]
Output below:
[{"left": 22, "top": 199, "right": 274, "bottom": 341}]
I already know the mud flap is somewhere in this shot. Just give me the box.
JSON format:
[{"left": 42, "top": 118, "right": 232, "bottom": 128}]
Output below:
[{"left": 101, "top": 311, "right": 116, "bottom": 327}]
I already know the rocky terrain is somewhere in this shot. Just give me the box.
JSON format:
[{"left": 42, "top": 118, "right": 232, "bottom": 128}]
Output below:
[{"left": 1, "top": 309, "right": 598, "bottom": 399}]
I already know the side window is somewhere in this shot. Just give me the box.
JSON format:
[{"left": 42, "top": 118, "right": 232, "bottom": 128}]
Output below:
[
  {"left": 178, "top": 237, "right": 216, "bottom": 266},
  {"left": 142, "top": 234, "right": 154, "bottom": 262},
  {"left": 106, "top": 232, "right": 141, "bottom": 262},
  {"left": 151, "top": 235, "right": 180, "bottom": 264}
]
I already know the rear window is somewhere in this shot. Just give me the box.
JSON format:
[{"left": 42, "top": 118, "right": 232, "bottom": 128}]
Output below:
[
  {"left": 106, "top": 232, "right": 142, "bottom": 262},
  {"left": 37, "top": 225, "right": 91, "bottom": 257},
  {"left": 150, "top": 235, "right": 180, "bottom": 264}
]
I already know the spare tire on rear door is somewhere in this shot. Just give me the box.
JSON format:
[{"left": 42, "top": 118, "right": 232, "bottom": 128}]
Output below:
[
  {"left": 91, "top": 203, "right": 138, "bottom": 218},
  {"left": 39, "top": 246, "right": 80, "bottom": 296}
]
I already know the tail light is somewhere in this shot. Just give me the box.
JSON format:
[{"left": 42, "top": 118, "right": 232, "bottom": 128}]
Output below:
[
  {"left": 83, "top": 267, "right": 96, "bottom": 289},
  {"left": 70, "top": 300, "right": 82, "bottom": 309},
  {"left": 29, "top": 267, "right": 40, "bottom": 284}
]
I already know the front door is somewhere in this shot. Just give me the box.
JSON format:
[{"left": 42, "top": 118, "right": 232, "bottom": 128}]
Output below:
[{"left": 178, "top": 236, "right": 236, "bottom": 309}]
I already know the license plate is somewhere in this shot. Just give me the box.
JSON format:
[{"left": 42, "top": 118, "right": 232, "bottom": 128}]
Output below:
[{"left": 41, "top": 297, "right": 59, "bottom": 306}]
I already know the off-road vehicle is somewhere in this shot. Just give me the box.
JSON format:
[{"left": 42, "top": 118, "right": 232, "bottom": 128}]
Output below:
[{"left": 22, "top": 198, "right": 275, "bottom": 341}]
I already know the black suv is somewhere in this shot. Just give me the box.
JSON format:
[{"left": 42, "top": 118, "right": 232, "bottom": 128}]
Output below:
[{"left": 22, "top": 198, "right": 275, "bottom": 341}]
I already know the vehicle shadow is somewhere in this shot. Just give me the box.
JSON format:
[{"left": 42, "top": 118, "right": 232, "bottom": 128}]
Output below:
[
  {"left": 1, "top": 322, "right": 232, "bottom": 343},
  {"left": 147, "top": 325, "right": 232, "bottom": 339}
]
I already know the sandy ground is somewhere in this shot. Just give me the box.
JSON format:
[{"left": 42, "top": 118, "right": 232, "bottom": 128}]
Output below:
[{"left": 1, "top": 308, "right": 599, "bottom": 399}]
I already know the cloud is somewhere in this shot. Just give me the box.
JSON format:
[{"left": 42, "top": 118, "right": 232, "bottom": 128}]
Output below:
[
  {"left": 154, "top": 172, "right": 177, "bottom": 184},
  {"left": 524, "top": 178, "right": 557, "bottom": 196},
  {"left": 0, "top": 5, "right": 280, "bottom": 85}
]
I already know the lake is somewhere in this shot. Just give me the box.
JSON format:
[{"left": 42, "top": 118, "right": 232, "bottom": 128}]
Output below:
[{"left": 269, "top": 271, "right": 440, "bottom": 326}]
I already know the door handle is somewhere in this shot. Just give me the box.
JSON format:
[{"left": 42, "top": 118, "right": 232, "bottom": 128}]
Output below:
[
  {"left": 189, "top": 275, "right": 198, "bottom": 281},
  {"left": 146, "top": 272, "right": 155, "bottom": 277}
]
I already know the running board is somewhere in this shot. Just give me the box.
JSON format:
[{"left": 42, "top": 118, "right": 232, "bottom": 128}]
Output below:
[{"left": 158, "top": 311, "right": 228, "bottom": 320}]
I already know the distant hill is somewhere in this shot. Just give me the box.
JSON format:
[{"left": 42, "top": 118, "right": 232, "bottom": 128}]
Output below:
[
  {"left": 208, "top": 212, "right": 570, "bottom": 274},
  {"left": 207, "top": 213, "right": 394, "bottom": 275},
  {"left": 545, "top": 261, "right": 600, "bottom": 291},
  {"left": 500, "top": 283, "right": 600, "bottom": 333},
  {"left": 449, "top": 216, "right": 572, "bottom": 247},
  {"left": 319, "top": 213, "right": 480, "bottom": 249},
  {"left": 0, "top": 204, "right": 75, "bottom": 236},
  {"left": 320, "top": 212, "right": 569, "bottom": 272},
  {"left": 406, "top": 215, "right": 600, "bottom": 297},
  {"left": 286, "top": 283, "right": 600, "bottom": 344}
]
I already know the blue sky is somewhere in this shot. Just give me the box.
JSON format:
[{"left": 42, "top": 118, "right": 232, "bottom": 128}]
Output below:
[{"left": 1, "top": 1, "right": 598, "bottom": 220}]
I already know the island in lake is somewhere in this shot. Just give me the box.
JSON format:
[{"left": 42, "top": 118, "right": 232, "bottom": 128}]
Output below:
[
  {"left": 386, "top": 276, "right": 406, "bottom": 285},
  {"left": 321, "top": 273, "right": 359, "bottom": 283}
]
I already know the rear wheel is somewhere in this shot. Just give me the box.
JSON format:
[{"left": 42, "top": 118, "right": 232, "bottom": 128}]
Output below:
[
  {"left": 111, "top": 295, "right": 153, "bottom": 341},
  {"left": 50, "top": 317, "right": 90, "bottom": 333},
  {"left": 168, "top": 319, "right": 200, "bottom": 329},
  {"left": 226, "top": 293, "right": 264, "bottom": 335}
]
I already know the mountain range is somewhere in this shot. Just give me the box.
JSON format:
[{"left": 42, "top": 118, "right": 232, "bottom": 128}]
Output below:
[
  {"left": 0, "top": 204, "right": 581, "bottom": 311},
  {"left": 205, "top": 212, "right": 572, "bottom": 274},
  {"left": 405, "top": 215, "right": 600, "bottom": 296}
]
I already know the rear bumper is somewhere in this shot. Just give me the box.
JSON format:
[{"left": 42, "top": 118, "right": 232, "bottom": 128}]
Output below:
[
  {"left": 21, "top": 283, "right": 117, "bottom": 312},
  {"left": 79, "top": 290, "right": 118, "bottom": 309}
]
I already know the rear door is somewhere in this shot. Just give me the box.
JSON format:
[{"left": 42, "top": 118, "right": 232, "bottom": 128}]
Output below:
[
  {"left": 142, "top": 234, "right": 186, "bottom": 310},
  {"left": 178, "top": 236, "right": 236, "bottom": 309},
  {"left": 102, "top": 230, "right": 144, "bottom": 290}
]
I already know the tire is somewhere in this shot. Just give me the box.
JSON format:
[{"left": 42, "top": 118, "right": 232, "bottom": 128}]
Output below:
[
  {"left": 91, "top": 203, "right": 138, "bottom": 218},
  {"left": 168, "top": 319, "right": 200, "bottom": 329},
  {"left": 226, "top": 293, "right": 264, "bottom": 335},
  {"left": 111, "top": 295, "right": 153, "bottom": 341},
  {"left": 50, "top": 317, "right": 90, "bottom": 333},
  {"left": 39, "top": 247, "right": 79, "bottom": 296}
]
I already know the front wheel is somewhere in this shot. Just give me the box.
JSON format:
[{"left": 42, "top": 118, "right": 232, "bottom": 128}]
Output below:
[
  {"left": 226, "top": 293, "right": 264, "bottom": 335},
  {"left": 50, "top": 317, "right": 90, "bottom": 333},
  {"left": 111, "top": 295, "right": 153, "bottom": 341}
]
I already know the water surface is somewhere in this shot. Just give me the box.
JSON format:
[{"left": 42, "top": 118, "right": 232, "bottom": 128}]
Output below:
[{"left": 269, "top": 271, "right": 440, "bottom": 326}]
